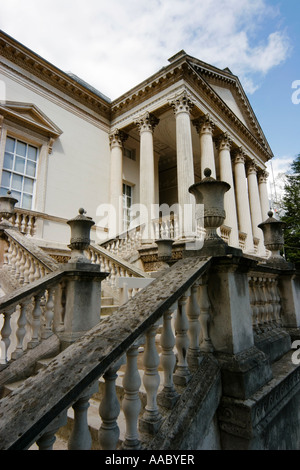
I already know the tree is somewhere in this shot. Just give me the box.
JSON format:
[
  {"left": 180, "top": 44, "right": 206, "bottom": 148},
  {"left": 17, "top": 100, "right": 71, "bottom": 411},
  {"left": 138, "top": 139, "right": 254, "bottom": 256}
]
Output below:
[{"left": 280, "top": 154, "right": 300, "bottom": 269}]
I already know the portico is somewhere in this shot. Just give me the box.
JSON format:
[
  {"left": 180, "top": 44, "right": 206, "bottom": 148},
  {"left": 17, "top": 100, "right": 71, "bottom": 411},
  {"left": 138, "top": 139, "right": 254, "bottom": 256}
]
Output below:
[{"left": 108, "top": 53, "right": 273, "bottom": 258}]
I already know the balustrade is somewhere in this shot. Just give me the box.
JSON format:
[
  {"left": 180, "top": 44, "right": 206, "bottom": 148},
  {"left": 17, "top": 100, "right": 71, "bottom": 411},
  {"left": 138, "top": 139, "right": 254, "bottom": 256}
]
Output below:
[
  {"left": 248, "top": 273, "right": 282, "bottom": 338},
  {"left": 0, "top": 284, "right": 58, "bottom": 364}
]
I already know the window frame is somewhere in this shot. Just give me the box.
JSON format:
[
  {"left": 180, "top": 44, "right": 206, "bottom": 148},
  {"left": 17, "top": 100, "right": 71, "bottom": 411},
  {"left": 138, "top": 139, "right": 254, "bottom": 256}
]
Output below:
[
  {"left": 0, "top": 102, "right": 62, "bottom": 213},
  {"left": 1, "top": 135, "right": 39, "bottom": 210},
  {"left": 122, "top": 182, "right": 133, "bottom": 231}
]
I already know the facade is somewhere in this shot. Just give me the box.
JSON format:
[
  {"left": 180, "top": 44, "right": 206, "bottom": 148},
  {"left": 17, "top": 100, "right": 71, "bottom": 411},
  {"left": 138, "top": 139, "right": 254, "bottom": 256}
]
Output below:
[{"left": 0, "top": 30, "right": 272, "bottom": 258}]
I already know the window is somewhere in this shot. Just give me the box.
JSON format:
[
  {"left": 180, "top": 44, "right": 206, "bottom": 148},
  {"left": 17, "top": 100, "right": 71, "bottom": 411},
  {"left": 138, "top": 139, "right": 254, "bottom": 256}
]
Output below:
[
  {"left": 124, "top": 147, "right": 136, "bottom": 161},
  {"left": 123, "top": 183, "right": 132, "bottom": 231},
  {"left": 0, "top": 136, "right": 38, "bottom": 210}
]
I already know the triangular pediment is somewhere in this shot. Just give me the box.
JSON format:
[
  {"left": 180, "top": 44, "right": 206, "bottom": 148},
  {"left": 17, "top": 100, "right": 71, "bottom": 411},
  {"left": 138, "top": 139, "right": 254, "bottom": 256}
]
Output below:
[
  {"left": 0, "top": 101, "right": 62, "bottom": 138},
  {"left": 184, "top": 56, "right": 273, "bottom": 157}
]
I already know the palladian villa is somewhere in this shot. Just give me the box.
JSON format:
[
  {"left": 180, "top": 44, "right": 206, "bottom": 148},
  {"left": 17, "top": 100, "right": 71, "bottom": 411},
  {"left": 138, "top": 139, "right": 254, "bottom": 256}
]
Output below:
[{"left": 0, "top": 30, "right": 299, "bottom": 451}]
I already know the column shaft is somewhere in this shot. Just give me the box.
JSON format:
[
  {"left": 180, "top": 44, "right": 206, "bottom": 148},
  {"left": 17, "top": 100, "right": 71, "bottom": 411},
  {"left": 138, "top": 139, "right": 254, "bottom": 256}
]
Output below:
[
  {"left": 194, "top": 115, "right": 216, "bottom": 178},
  {"left": 218, "top": 134, "right": 239, "bottom": 248},
  {"left": 247, "top": 161, "right": 264, "bottom": 255},
  {"left": 233, "top": 151, "right": 254, "bottom": 253},
  {"left": 170, "top": 90, "right": 195, "bottom": 238},
  {"left": 135, "top": 112, "right": 159, "bottom": 241},
  {"left": 258, "top": 171, "right": 270, "bottom": 222}
]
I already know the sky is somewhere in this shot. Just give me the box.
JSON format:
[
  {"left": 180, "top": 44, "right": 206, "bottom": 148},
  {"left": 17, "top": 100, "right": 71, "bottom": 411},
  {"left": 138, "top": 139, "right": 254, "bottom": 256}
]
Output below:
[{"left": 0, "top": 0, "right": 299, "bottom": 201}]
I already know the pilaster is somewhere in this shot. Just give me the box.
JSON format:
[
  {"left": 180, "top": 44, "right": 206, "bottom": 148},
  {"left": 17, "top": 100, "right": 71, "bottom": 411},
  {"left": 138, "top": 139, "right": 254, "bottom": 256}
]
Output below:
[{"left": 109, "top": 129, "right": 128, "bottom": 237}]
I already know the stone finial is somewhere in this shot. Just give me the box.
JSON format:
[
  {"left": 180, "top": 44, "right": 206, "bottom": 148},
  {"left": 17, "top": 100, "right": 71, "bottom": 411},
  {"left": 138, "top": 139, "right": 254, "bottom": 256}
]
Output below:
[
  {"left": 189, "top": 169, "right": 230, "bottom": 245},
  {"left": 258, "top": 210, "right": 287, "bottom": 265},
  {"left": 67, "top": 208, "right": 95, "bottom": 263},
  {"left": 0, "top": 190, "right": 18, "bottom": 228}
]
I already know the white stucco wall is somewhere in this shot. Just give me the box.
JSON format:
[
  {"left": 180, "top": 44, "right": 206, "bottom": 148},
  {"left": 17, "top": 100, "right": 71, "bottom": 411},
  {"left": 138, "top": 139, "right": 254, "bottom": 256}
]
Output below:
[{"left": 0, "top": 68, "right": 111, "bottom": 244}]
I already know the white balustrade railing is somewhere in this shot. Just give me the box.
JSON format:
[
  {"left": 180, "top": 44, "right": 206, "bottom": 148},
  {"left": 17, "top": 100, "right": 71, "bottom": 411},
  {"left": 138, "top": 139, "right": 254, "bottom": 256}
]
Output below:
[
  {"left": 10, "top": 210, "right": 37, "bottom": 236},
  {"left": 248, "top": 273, "right": 282, "bottom": 336},
  {"left": 2, "top": 228, "right": 59, "bottom": 287},
  {"left": 0, "top": 279, "right": 60, "bottom": 364},
  {"left": 0, "top": 256, "right": 214, "bottom": 450}
]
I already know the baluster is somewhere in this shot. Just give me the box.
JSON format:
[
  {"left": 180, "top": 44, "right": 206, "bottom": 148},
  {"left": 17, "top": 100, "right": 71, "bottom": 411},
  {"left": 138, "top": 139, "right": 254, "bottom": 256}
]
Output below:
[
  {"left": 23, "top": 254, "right": 31, "bottom": 284},
  {"left": 20, "top": 214, "right": 27, "bottom": 234},
  {"left": 56, "top": 281, "right": 66, "bottom": 332},
  {"left": 158, "top": 305, "right": 179, "bottom": 409},
  {"left": 98, "top": 356, "right": 125, "bottom": 450},
  {"left": 174, "top": 292, "right": 191, "bottom": 385},
  {"left": 9, "top": 242, "right": 17, "bottom": 272},
  {"left": 139, "top": 323, "right": 163, "bottom": 434},
  {"left": 249, "top": 277, "right": 260, "bottom": 335},
  {"left": 1, "top": 309, "right": 13, "bottom": 363},
  {"left": 3, "top": 239, "right": 10, "bottom": 267},
  {"left": 42, "top": 287, "right": 55, "bottom": 339},
  {"left": 273, "top": 279, "right": 282, "bottom": 327},
  {"left": 122, "top": 340, "right": 143, "bottom": 449},
  {"left": 27, "top": 293, "right": 43, "bottom": 348},
  {"left": 254, "top": 277, "right": 264, "bottom": 333},
  {"left": 68, "top": 383, "right": 97, "bottom": 450},
  {"left": 28, "top": 257, "right": 36, "bottom": 283},
  {"left": 14, "top": 245, "right": 22, "bottom": 278},
  {"left": 11, "top": 302, "right": 29, "bottom": 360},
  {"left": 187, "top": 280, "right": 202, "bottom": 368},
  {"left": 261, "top": 277, "right": 271, "bottom": 331},
  {"left": 34, "top": 261, "right": 41, "bottom": 281},
  {"left": 18, "top": 250, "right": 26, "bottom": 284},
  {"left": 35, "top": 411, "right": 67, "bottom": 450},
  {"left": 199, "top": 278, "right": 214, "bottom": 352}
]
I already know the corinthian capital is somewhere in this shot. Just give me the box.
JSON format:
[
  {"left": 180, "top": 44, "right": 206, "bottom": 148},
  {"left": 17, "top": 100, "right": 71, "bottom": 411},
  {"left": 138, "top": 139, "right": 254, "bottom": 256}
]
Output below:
[
  {"left": 258, "top": 170, "right": 269, "bottom": 183},
  {"left": 109, "top": 129, "right": 128, "bottom": 149},
  {"left": 192, "top": 113, "right": 215, "bottom": 135},
  {"left": 246, "top": 159, "right": 258, "bottom": 176},
  {"left": 169, "top": 89, "right": 195, "bottom": 115},
  {"left": 134, "top": 111, "right": 159, "bottom": 133},
  {"left": 232, "top": 147, "right": 247, "bottom": 165},
  {"left": 216, "top": 132, "right": 232, "bottom": 151}
]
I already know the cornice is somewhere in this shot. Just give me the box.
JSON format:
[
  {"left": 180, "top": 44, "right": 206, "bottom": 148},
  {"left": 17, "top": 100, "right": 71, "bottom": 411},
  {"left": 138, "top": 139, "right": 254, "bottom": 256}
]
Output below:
[
  {"left": 111, "top": 58, "right": 273, "bottom": 163},
  {"left": 0, "top": 31, "right": 111, "bottom": 121},
  {"left": 193, "top": 63, "right": 273, "bottom": 156},
  {"left": 182, "top": 65, "right": 273, "bottom": 162}
]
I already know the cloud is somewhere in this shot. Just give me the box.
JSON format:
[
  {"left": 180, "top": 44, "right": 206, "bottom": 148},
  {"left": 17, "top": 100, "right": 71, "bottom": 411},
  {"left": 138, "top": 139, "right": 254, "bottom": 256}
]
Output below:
[{"left": 0, "top": 0, "right": 291, "bottom": 99}]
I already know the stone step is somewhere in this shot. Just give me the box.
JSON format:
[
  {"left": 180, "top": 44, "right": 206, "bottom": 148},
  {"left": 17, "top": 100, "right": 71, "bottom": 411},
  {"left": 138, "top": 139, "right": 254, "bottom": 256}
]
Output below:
[
  {"left": 100, "top": 305, "right": 118, "bottom": 315},
  {"left": 100, "top": 296, "right": 115, "bottom": 306}
]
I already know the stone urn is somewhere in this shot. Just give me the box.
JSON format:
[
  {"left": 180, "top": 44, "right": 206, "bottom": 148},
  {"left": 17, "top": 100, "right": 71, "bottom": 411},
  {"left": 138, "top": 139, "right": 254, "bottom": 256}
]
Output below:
[
  {"left": 258, "top": 211, "right": 286, "bottom": 262},
  {"left": 0, "top": 190, "right": 18, "bottom": 227},
  {"left": 189, "top": 168, "right": 230, "bottom": 244},
  {"left": 67, "top": 208, "right": 95, "bottom": 263}
]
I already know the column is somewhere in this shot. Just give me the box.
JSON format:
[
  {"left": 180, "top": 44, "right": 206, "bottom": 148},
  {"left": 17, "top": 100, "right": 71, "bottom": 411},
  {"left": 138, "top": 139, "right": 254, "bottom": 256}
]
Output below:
[
  {"left": 135, "top": 111, "right": 159, "bottom": 242},
  {"left": 169, "top": 90, "right": 195, "bottom": 238},
  {"left": 247, "top": 160, "right": 264, "bottom": 255},
  {"left": 258, "top": 170, "right": 270, "bottom": 222},
  {"left": 217, "top": 133, "right": 239, "bottom": 248},
  {"left": 109, "top": 129, "right": 128, "bottom": 237},
  {"left": 193, "top": 114, "right": 216, "bottom": 178},
  {"left": 232, "top": 149, "right": 255, "bottom": 253}
]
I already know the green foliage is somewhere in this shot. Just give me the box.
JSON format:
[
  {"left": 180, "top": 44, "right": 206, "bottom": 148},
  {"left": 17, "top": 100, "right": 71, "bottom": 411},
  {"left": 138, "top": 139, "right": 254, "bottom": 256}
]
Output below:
[{"left": 280, "top": 154, "right": 300, "bottom": 269}]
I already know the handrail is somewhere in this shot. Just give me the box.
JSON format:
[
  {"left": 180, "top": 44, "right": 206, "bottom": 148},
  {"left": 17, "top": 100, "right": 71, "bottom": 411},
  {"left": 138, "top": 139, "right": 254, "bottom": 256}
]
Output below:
[
  {"left": 2, "top": 228, "right": 59, "bottom": 290},
  {"left": 89, "top": 243, "right": 149, "bottom": 278},
  {"left": 0, "top": 256, "right": 212, "bottom": 450}
]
